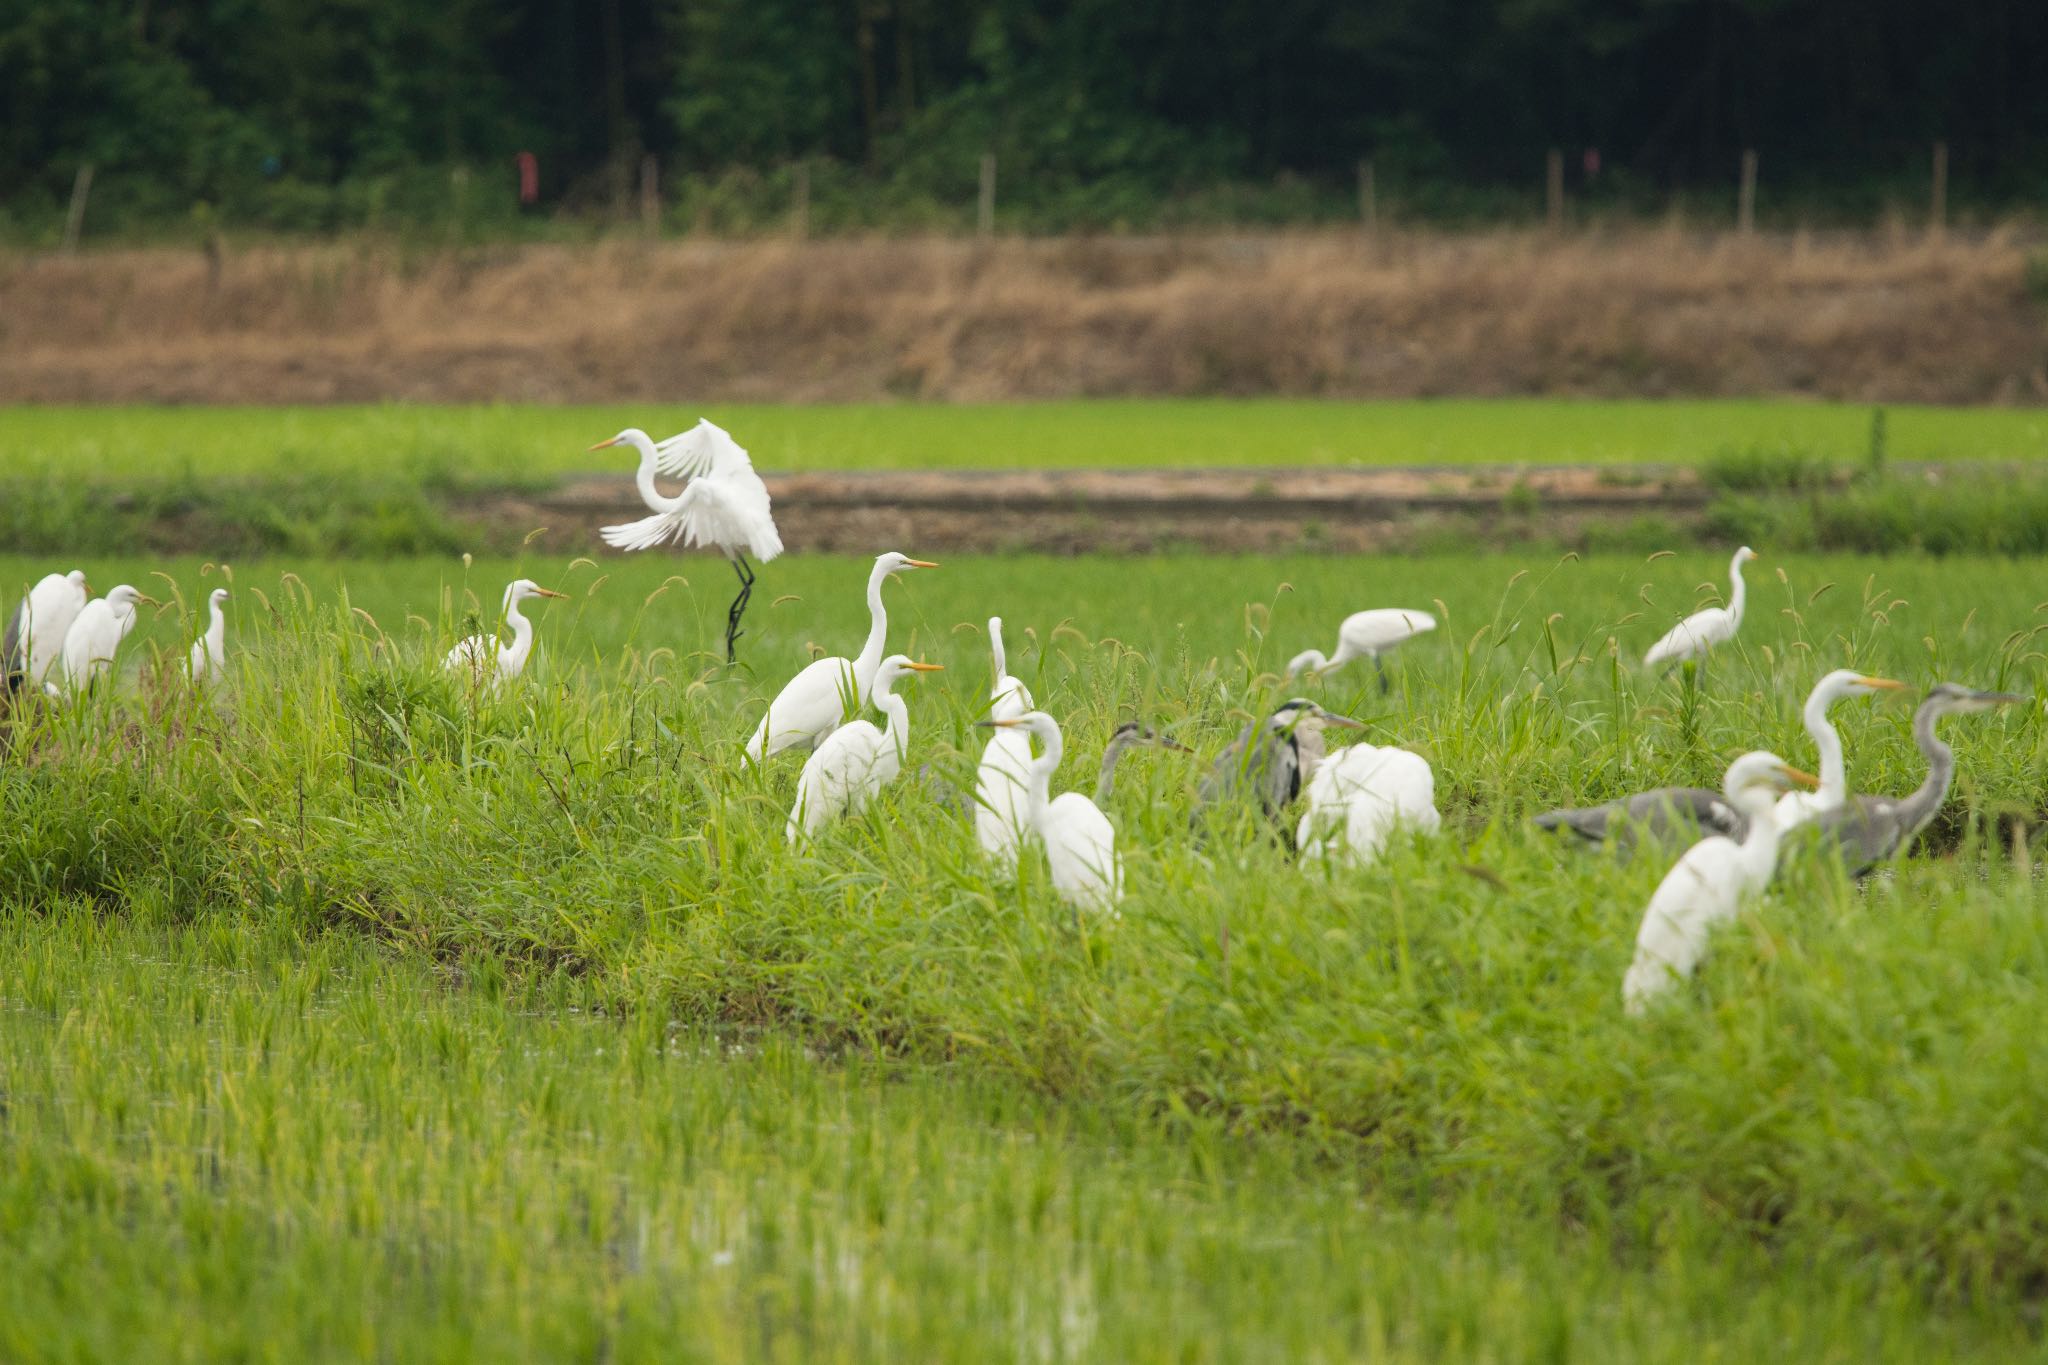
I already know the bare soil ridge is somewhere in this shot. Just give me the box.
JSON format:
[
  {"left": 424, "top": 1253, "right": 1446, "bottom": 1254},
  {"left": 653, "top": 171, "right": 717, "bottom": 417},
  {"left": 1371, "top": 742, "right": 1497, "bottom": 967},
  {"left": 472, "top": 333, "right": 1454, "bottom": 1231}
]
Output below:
[{"left": 5, "top": 229, "right": 2045, "bottom": 405}]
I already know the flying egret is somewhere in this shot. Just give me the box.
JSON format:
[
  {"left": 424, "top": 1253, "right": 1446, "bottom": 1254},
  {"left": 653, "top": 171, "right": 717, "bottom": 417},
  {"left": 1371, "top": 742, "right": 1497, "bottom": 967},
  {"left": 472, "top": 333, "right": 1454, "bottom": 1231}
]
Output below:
[
  {"left": 1092, "top": 722, "right": 1190, "bottom": 804},
  {"left": 56, "top": 584, "right": 157, "bottom": 694},
  {"left": 1810, "top": 684, "right": 2024, "bottom": 875},
  {"left": 1644, "top": 546, "right": 1757, "bottom": 669},
  {"left": 4, "top": 569, "right": 90, "bottom": 694},
  {"left": 1621, "top": 751, "right": 1818, "bottom": 1014},
  {"left": 1284, "top": 608, "right": 1438, "bottom": 692},
  {"left": 978, "top": 711, "right": 1126, "bottom": 912},
  {"left": 1195, "top": 699, "right": 1364, "bottom": 831},
  {"left": 593, "top": 421, "right": 783, "bottom": 662},
  {"left": 1535, "top": 668, "right": 1904, "bottom": 847},
  {"left": 1773, "top": 669, "right": 1908, "bottom": 830},
  {"left": 786, "top": 655, "right": 944, "bottom": 844},
  {"left": 1296, "top": 739, "right": 1442, "bottom": 868},
  {"left": 189, "top": 588, "right": 230, "bottom": 688},
  {"left": 745, "top": 551, "right": 936, "bottom": 763},
  {"left": 974, "top": 616, "right": 1038, "bottom": 872},
  {"left": 443, "top": 579, "right": 567, "bottom": 692}
]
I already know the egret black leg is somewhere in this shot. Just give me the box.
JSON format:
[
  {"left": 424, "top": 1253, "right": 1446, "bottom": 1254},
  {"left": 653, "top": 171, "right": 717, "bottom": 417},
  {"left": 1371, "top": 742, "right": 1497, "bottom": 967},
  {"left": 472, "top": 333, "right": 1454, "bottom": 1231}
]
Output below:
[
  {"left": 1374, "top": 654, "right": 1390, "bottom": 695},
  {"left": 724, "top": 553, "right": 756, "bottom": 662}
]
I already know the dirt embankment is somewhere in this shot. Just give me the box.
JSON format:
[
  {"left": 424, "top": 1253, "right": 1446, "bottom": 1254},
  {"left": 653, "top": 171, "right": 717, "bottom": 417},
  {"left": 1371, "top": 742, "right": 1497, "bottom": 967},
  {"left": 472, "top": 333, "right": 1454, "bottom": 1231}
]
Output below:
[{"left": 4, "top": 229, "right": 2045, "bottom": 405}]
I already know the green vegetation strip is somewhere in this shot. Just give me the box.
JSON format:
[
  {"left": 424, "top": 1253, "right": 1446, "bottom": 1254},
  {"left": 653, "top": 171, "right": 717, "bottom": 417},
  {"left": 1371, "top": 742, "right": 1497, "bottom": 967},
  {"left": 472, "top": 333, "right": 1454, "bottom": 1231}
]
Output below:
[
  {"left": 4, "top": 550, "right": 2047, "bottom": 1335},
  {"left": 8, "top": 399, "right": 2048, "bottom": 480}
]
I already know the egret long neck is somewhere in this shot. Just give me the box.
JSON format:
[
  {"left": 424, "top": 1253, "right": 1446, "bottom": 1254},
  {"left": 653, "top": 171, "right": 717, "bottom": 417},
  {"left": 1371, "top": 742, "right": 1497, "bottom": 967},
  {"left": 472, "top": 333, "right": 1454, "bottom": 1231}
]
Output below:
[
  {"left": 1094, "top": 733, "right": 1133, "bottom": 804},
  {"left": 1804, "top": 692, "right": 1846, "bottom": 806},
  {"left": 500, "top": 600, "right": 534, "bottom": 671},
  {"left": 876, "top": 688, "right": 911, "bottom": 772},
  {"left": 1726, "top": 554, "right": 1749, "bottom": 628},
  {"left": 989, "top": 619, "right": 1008, "bottom": 693},
  {"left": 1735, "top": 798, "right": 1782, "bottom": 890},
  {"left": 628, "top": 433, "right": 679, "bottom": 513},
  {"left": 1028, "top": 724, "right": 1064, "bottom": 825},
  {"left": 852, "top": 563, "right": 891, "bottom": 697},
  {"left": 1897, "top": 704, "right": 1959, "bottom": 839},
  {"left": 205, "top": 600, "right": 226, "bottom": 652}
]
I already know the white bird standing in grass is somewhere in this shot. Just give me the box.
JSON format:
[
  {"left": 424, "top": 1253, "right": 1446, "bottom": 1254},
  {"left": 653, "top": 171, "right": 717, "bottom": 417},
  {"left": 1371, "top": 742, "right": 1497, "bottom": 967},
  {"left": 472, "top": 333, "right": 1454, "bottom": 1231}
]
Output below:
[
  {"left": 57, "top": 584, "right": 156, "bottom": 694},
  {"left": 189, "top": 588, "right": 230, "bottom": 688},
  {"left": 4, "top": 569, "right": 90, "bottom": 694},
  {"left": 1644, "top": 546, "right": 1756, "bottom": 669},
  {"left": 979, "top": 710, "right": 1125, "bottom": 913},
  {"left": 746, "top": 551, "right": 936, "bottom": 763},
  {"left": 443, "top": 579, "right": 566, "bottom": 692},
  {"left": 786, "top": 655, "right": 943, "bottom": 844},
  {"left": 593, "top": 421, "right": 784, "bottom": 663},
  {"left": 1621, "top": 750, "right": 1818, "bottom": 1014},
  {"left": 1773, "top": 669, "right": 1907, "bottom": 830},
  {"left": 1295, "top": 738, "right": 1442, "bottom": 868},
  {"left": 1285, "top": 608, "right": 1438, "bottom": 692},
  {"left": 974, "top": 616, "right": 1037, "bottom": 872}
]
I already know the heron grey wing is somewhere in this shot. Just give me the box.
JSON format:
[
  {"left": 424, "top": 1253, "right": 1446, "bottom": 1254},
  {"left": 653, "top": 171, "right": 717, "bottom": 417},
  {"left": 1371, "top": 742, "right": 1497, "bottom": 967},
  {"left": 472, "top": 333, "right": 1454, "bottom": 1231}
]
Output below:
[
  {"left": 1624, "top": 787, "right": 1745, "bottom": 842},
  {"left": 1, "top": 601, "right": 24, "bottom": 688},
  {"left": 1814, "top": 795, "right": 1907, "bottom": 875},
  {"left": 1532, "top": 803, "right": 1616, "bottom": 842}
]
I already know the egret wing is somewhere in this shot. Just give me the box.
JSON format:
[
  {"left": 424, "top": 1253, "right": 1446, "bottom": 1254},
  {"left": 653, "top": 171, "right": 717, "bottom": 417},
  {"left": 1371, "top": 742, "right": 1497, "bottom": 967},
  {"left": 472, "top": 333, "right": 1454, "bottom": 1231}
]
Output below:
[{"left": 654, "top": 419, "right": 750, "bottom": 481}]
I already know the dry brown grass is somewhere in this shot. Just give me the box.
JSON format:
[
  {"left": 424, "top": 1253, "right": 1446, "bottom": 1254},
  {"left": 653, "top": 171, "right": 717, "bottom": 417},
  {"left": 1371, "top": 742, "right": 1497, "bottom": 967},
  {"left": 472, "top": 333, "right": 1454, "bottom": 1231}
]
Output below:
[{"left": 3, "top": 226, "right": 2044, "bottom": 404}]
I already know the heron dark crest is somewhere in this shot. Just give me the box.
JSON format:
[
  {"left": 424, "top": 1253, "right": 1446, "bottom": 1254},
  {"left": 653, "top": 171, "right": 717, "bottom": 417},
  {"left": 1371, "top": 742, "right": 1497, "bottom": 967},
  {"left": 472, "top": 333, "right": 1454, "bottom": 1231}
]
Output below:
[{"left": 1194, "top": 698, "right": 1364, "bottom": 836}]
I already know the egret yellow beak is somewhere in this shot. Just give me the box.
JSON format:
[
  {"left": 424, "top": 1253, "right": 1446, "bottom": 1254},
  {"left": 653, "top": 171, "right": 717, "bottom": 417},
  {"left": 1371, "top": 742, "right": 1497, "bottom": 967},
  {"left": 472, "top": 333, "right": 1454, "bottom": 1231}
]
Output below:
[
  {"left": 587, "top": 437, "right": 620, "bottom": 451},
  {"left": 903, "top": 661, "right": 944, "bottom": 673},
  {"left": 1779, "top": 764, "right": 1820, "bottom": 788},
  {"left": 905, "top": 559, "right": 939, "bottom": 569},
  {"left": 1858, "top": 675, "right": 1907, "bottom": 691},
  {"left": 533, "top": 588, "right": 569, "bottom": 600},
  {"left": 979, "top": 716, "right": 1023, "bottom": 728}
]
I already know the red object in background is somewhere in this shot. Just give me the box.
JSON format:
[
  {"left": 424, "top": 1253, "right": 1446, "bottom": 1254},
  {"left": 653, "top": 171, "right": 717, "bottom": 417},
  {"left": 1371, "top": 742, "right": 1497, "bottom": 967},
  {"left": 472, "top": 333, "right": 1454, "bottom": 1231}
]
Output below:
[
  {"left": 1582, "top": 148, "right": 1601, "bottom": 180},
  {"left": 516, "top": 151, "right": 539, "bottom": 205}
]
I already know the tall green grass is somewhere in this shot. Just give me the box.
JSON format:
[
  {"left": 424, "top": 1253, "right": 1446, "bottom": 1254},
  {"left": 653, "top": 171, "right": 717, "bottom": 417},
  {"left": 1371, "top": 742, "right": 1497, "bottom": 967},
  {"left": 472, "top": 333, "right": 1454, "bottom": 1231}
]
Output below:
[{"left": 4, "top": 550, "right": 2047, "bottom": 1304}]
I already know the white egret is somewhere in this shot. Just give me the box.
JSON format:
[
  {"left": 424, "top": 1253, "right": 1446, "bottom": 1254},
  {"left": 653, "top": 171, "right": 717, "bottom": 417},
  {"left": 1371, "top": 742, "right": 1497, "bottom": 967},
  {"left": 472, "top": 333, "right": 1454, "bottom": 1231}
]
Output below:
[
  {"left": 979, "top": 711, "right": 1124, "bottom": 913},
  {"left": 4, "top": 569, "right": 90, "bottom": 694},
  {"left": 1773, "top": 669, "right": 1907, "bottom": 829},
  {"left": 1621, "top": 751, "right": 1818, "bottom": 1014},
  {"left": 189, "top": 588, "right": 230, "bottom": 687},
  {"left": 443, "top": 579, "right": 567, "bottom": 692},
  {"left": 745, "top": 551, "right": 936, "bottom": 763},
  {"left": 57, "top": 584, "right": 157, "bottom": 694},
  {"left": 786, "top": 655, "right": 943, "bottom": 844},
  {"left": 1196, "top": 699, "right": 1364, "bottom": 830},
  {"left": 1644, "top": 546, "right": 1757, "bottom": 669},
  {"left": 974, "top": 616, "right": 1038, "bottom": 871},
  {"left": 592, "top": 421, "right": 783, "bottom": 662},
  {"left": 1296, "top": 740, "right": 1442, "bottom": 868},
  {"left": 1285, "top": 608, "right": 1438, "bottom": 692},
  {"left": 1811, "top": 684, "right": 2024, "bottom": 875}
]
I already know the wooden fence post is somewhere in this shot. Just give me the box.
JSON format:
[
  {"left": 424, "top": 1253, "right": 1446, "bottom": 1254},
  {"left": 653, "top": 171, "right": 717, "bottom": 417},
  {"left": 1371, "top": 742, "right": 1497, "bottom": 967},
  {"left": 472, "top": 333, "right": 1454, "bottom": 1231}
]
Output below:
[
  {"left": 1930, "top": 141, "right": 1948, "bottom": 238},
  {"left": 1737, "top": 149, "right": 1758, "bottom": 234},
  {"left": 62, "top": 164, "right": 94, "bottom": 253},
  {"left": 1546, "top": 149, "right": 1564, "bottom": 229},
  {"left": 977, "top": 153, "right": 996, "bottom": 237}
]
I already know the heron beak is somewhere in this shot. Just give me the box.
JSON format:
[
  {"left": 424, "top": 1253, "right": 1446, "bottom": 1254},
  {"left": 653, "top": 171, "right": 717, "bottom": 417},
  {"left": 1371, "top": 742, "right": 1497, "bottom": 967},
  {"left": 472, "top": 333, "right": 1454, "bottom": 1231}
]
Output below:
[
  {"left": 1778, "top": 764, "right": 1820, "bottom": 788},
  {"left": 1157, "top": 737, "right": 1194, "bottom": 753},
  {"left": 904, "top": 661, "right": 944, "bottom": 672},
  {"left": 905, "top": 559, "right": 939, "bottom": 570},
  {"left": 1857, "top": 675, "right": 1908, "bottom": 691},
  {"left": 977, "top": 716, "right": 1023, "bottom": 728},
  {"left": 534, "top": 588, "right": 569, "bottom": 600},
  {"left": 1323, "top": 714, "right": 1367, "bottom": 730},
  {"left": 1977, "top": 691, "right": 2027, "bottom": 705},
  {"left": 587, "top": 437, "right": 621, "bottom": 451}
]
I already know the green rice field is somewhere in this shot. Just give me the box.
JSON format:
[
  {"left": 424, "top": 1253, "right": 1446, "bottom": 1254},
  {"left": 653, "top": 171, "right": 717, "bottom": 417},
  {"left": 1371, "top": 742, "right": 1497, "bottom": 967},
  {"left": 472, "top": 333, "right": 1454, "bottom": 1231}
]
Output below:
[
  {"left": 5, "top": 546, "right": 2048, "bottom": 1356},
  {"left": 8, "top": 398, "right": 2048, "bottom": 481}
]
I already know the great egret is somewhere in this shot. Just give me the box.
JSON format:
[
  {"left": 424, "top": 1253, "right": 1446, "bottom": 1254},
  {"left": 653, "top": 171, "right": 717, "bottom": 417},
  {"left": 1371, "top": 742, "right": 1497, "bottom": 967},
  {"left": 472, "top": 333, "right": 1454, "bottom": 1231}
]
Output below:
[
  {"left": 1644, "top": 546, "right": 1757, "bottom": 669},
  {"left": 1296, "top": 740, "right": 1442, "bottom": 867},
  {"left": 1538, "top": 667, "right": 1906, "bottom": 847},
  {"left": 745, "top": 551, "right": 936, "bottom": 763},
  {"left": 786, "top": 655, "right": 943, "bottom": 844},
  {"left": 4, "top": 569, "right": 90, "bottom": 693},
  {"left": 189, "top": 588, "right": 230, "bottom": 687},
  {"left": 1093, "top": 722, "right": 1190, "bottom": 803},
  {"left": 973, "top": 616, "right": 1037, "bottom": 872},
  {"left": 1621, "top": 751, "right": 1818, "bottom": 1014},
  {"left": 1196, "top": 699, "right": 1364, "bottom": 830},
  {"left": 1810, "top": 684, "right": 2024, "bottom": 875},
  {"left": 1773, "top": 669, "right": 1907, "bottom": 829},
  {"left": 57, "top": 584, "right": 157, "bottom": 694},
  {"left": 443, "top": 579, "right": 567, "bottom": 692},
  {"left": 1285, "top": 609, "right": 1438, "bottom": 692},
  {"left": 593, "top": 421, "right": 783, "bottom": 662},
  {"left": 979, "top": 711, "right": 1125, "bottom": 912}
]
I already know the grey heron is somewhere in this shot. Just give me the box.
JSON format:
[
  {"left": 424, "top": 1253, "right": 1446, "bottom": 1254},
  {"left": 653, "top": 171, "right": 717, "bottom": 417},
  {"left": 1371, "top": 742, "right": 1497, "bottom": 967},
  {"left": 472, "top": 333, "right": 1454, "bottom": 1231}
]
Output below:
[
  {"left": 1809, "top": 683, "right": 2025, "bottom": 875},
  {"left": 444, "top": 579, "right": 567, "bottom": 692},
  {"left": 593, "top": 421, "right": 783, "bottom": 662},
  {"left": 1195, "top": 698, "right": 1364, "bottom": 832},
  {"left": 745, "top": 552, "right": 936, "bottom": 763},
  {"left": 786, "top": 655, "right": 943, "bottom": 844},
  {"left": 1093, "top": 722, "right": 1190, "bottom": 804},
  {"left": 1284, "top": 608, "right": 1438, "bottom": 693},
  {"left": 1622, "top": 751, "right": 1818, "bottom": 1014}
]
